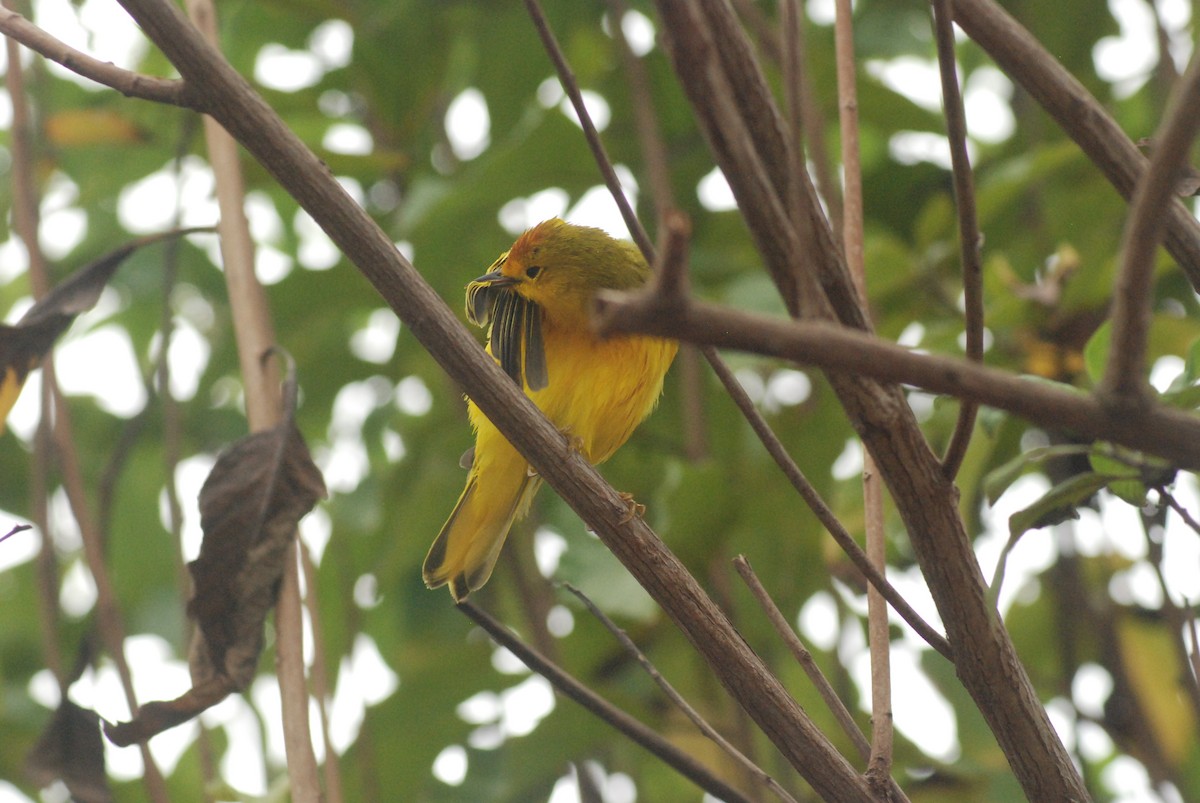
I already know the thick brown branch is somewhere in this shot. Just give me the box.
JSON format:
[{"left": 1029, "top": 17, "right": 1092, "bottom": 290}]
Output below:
[
  {"left": 951, "top": 0, "right": 1200, "bottom": 291},
  {"left": 599, "top": 294, "right": 1200, "bottom": 470},
  {"left": 0, "top": 7, "right": 192, "bottom": 107},
  {"left": 1104, "top": 49, "right": 1200, "bottom": 401}
]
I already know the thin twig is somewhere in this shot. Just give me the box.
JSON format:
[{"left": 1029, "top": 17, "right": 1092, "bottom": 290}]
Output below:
[
  {"left": 565, "top": 584, "right": 800, "bottom": 803},
  {"left": 523, "top": 0, "right": 652, "bottom": 260},
  {"left": 458, "top": 601, "right": 757, "bottom": 803},
  {"left": 0, "top": 523, "right": 31, "bottom": 544},
  {"left": 300, "top": 540, "right": 345, "bottom": 803},
  {"left": 833, "top": 0, "right": 893, "bottom": 784},
  {"left": 1103, "top": 22, "right": 1200, "bottom": 401},
  {"left": 0, "top": 6, "right": 190, "bottom": 107},
  {"left": 732, "top": 559, "right": 869, "bottom": 760},
  {"left": 932, "top": 0, "right": 985, "bottom": 480},
  {"left": 1159, "top": 486, "right": 1200, "bottom": 537}
]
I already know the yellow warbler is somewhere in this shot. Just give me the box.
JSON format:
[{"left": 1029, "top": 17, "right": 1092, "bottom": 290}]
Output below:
[{"left": 423, "top": 218, "right": 678, "bottom": 601}]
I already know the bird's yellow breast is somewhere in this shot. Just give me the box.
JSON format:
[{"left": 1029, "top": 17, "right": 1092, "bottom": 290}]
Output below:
[{"left": 470, "top": 324, "right": 676, "bottom": 465}]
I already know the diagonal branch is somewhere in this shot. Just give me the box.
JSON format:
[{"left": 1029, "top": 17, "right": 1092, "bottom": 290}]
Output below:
[
  {"left": 951, "top": 0, "right": 1200, "bottom": 291},
  {"left": 1103, "top": 48, "right": 1200, "bottom": 402},
  {"left": 931, "top": 0, "right": 985, "bottom": 480}
]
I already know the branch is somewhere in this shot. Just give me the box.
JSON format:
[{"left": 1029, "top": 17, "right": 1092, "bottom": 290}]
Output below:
[
  {"left": 599, "top": 293, "right": 1200, "bottom": 470},
  {"left": 1104, "top": 49, "right": 1200, "bottom": 401},
  {"left": 931, "top": 0, "right": 984, "bottom": 479},
  {"left": 564, "top": 584, "right": 799, "bottom": 803},
  {"left": 459, "top": 601, "right": 758, "bottom": 803},
  {"left": 951, "top": 0, "right": 1200, "bottom": 291},
  {"left": 733, "top": 558, "right": 871, "bottom": 763},
  {"left": 0, "top": 6, "right": 192, "bottom": 107}
]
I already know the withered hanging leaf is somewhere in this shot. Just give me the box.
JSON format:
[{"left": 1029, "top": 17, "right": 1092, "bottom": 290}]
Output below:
[
  {"left": 26, "top": 700, "right": 112, "bottom": 803},
  {"left": 105, "top": 368, "right": 326, "bottom": 745},
  {"left": 0, "top": 228, "right": 213, "bottom": 432},
  {"left": 102, "top": 675, "right": 235, "bottom": 748},
  {"left": 188, "top": 417, "right": 327, "bottom": 684}
]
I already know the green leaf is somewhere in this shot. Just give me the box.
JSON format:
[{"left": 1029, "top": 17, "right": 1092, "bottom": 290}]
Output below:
[{"left": 1008, "top": 472, "right": 1110, "bottom": 538}]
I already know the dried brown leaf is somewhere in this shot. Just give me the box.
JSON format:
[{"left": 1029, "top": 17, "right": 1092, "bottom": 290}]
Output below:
[
  {"left": 0, "top": 228, "right": 213, "bottom": 430},
  {"left": 104, "top": 391, "right": 326, "bottom": 745},
  {"left": 26, "top": 700, "right": 112, "bottom": 803}
]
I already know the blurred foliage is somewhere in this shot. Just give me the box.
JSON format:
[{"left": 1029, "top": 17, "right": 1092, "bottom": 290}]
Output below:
[{"left": 2, "top": 0, "right": 1200, "bottom": 801}]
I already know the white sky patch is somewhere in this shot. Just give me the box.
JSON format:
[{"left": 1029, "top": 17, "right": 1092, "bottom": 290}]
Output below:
[
  {"left": 807, "top": 0, "right": 837, "bottom": 26},
  {"left": 537, "top": 76, "right": 564, "bottom": 108},
  {"left": 203, "top": 695, "right": 268, "bottom": 795},
  {"left": 565, "top": 176, "right": 636, "bottom": 240},
  {"left": 797, "top": 590, "right": 839, "bottom": 651},
  {"left": 445, "top": 88, "right": 490, "bottom": 161},
  {"left": 831, "top": 438, "right": 863, "bottom": 481},
  {"left": 1072, "top": 662, "right": 1113, "bottom": 720},
  {"left": 55, "top": 324, "right": 147, "bottom": 418},
  {"left": 534, "top": 527, "right": 568, "bottom": 577},
  {"left": 0, "top": 236, "right": 30, "bottom": 284},
  {"left": 39, "top": 172, "right": 87, "bottom": 260},
  {"left": 171, "top": 453, "right": 216, "bottom": 562},
  {"left": 117, "top": 156, "right": 218, "bottom": 234},
  {"left": 499, "top": 187, "right": 570, "bottom": 235},
  {"left": 245, "top": 191, "right": 284, "bottom": 243},
  {"left": 300, "top": 507, "right": 332, "bottom": 565},
  {"left": 294, "top": 208, "right": 341, "bottom": 270},
  {"left": 324, "top": 122, "right": 374, "bottom": 155},
  {"left": 697, "top": 166, "right": 737, "bottom": 212},
  {"left": 34, "top": 0, "right": 147, "bottom": 88},
  {"left": 255, "top": 43, "right": 324, "bottom": 92},
  {"left": 546, "top": 604, "right": 574, "bottom": 637},
  {"left": 963, "top": 66, "right": 1015, "bottom": 144},
  {"left": 309, "top": 19, "right": 354, "bottom": 70},
  {"left": 433, "top": 745, "right": 468, "bottom": 786},
  {"left": 255, "top": 244, "right": 294, "bottom": 285},
  {"left": 764, "top": 368, "right": 811, "bottom": 410},
  {"left": 395, "top": 375, "right": 433, "bottom": 416},
  {"left": 889, "top": 131, "right": 965, "bottom": 169},
  {"left": 1094, "top": 0, "right": 1157, "bottom": 97},
  {"left": 559, "top": 89, "right": 611, "bottom": 132},
  {"left": 867, "top": 57, "right": 943, "bottom": 112},
  {"left": 59, "top": 558, "right": 97, "bottom": 617},
  {"left": 619, "top": 9, "right": 656, "bottom": 56},
  {"left": 329, "top": 633, "right": 400, "bottom": 752},
  {"left": 350, "top": 307, "right": 401, "bottom": 363},
  {"left": 0, "top": 513, "right": 38, "bottom": 573}
]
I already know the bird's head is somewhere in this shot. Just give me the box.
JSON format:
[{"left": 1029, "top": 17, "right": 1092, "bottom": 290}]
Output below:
[
  {"left": 467, "top": 218, "right": 650, "bottom": 328},
  {"left": 464, "top": 218, "right": 651, "bottom": 390}
]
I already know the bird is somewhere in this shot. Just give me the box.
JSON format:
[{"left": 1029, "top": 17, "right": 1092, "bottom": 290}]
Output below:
[{"left": 423, "top": 218, "right": 678, "bottom": 601}]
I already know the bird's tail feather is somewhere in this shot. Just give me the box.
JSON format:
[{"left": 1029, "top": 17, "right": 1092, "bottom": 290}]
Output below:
[{"left": 423, "top": 465, "right": 540, "bottom": 601}]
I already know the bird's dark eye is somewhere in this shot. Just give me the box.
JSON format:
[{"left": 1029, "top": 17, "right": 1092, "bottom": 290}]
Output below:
[{"left": 526, "top": 265, "right": 542, "bottom": 279}]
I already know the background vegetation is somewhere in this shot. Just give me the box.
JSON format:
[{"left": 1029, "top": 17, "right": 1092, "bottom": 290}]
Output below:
[{"left": 1, "top": 0, "right": 1199, "bottom": 800}]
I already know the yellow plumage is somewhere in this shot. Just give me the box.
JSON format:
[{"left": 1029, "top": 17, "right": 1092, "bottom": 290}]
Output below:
[{"left": 423, "top": 218, "right": 677, "bottom": 601}]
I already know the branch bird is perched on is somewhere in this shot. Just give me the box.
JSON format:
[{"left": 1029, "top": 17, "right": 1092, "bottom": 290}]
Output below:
[{"left": 423, "top": 218, "right": 678, "bottom": 601}]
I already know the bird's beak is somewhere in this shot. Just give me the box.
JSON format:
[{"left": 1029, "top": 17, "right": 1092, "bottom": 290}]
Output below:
[{"left": 471, "top": 270, "right": 520, "bottom": 287}]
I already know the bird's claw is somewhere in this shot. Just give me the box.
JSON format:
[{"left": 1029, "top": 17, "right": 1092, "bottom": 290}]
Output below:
[{"left": 618, "top": 492, "right": 645, "bottom": 524}]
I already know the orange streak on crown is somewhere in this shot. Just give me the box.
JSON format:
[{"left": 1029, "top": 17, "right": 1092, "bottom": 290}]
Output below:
[{"left": 508, "top": 218, "right": 564, "bottom": 265}]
